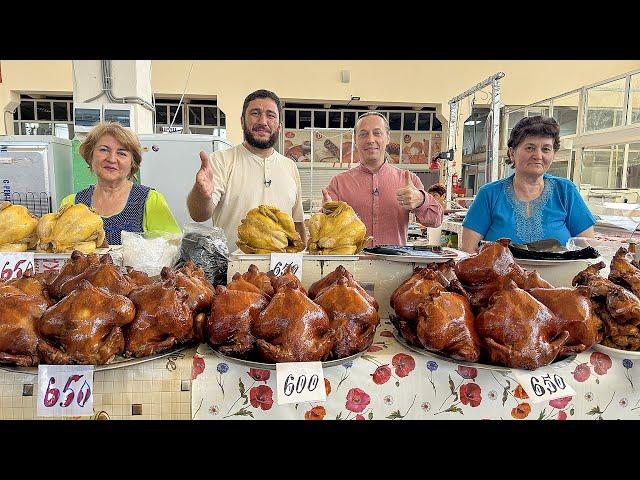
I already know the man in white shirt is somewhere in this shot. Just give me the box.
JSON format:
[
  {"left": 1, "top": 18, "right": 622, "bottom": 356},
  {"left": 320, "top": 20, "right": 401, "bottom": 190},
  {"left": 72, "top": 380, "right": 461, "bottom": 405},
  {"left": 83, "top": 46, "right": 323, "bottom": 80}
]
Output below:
[{"left": 187, "top": 89, "right": 306, "bottom": 252}]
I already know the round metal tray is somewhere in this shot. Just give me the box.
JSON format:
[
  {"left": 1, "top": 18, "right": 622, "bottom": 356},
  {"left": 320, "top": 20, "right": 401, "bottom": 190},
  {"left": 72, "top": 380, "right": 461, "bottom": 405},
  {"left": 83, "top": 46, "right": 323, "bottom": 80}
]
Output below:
[
  {"left": 393, "top": 328, "right": 575, "bottom": 372},
  {"left": 206, "top": 344, "right": 366, "bottom": 370},
  {"left": 0, "top": 346, "right": 187, "bottom": 376}
]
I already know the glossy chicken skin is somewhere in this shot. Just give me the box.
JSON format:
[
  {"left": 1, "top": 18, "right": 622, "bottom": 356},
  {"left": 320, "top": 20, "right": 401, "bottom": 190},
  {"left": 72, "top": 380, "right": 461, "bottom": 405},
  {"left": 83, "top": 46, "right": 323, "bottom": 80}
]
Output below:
[
  {"left": 269, "top": 265, "right": 307, "bottom": 294},
  {"left": 255, "top": 286, "right": 334, "bottom": 362},
  {"left": 609, "top": 247, "right": 640, "bottom": 297},
  {"left": 0, "top": 285, "right": 50, "bottom": 366},
  {"left": 48, "top": 250, "right": 100, "bottom": 297},
  {"left": 475, "top": 282, "right": 569, "bottom": 370},
  {"left": 162, "top": 262, "right": 215, "bottom": 312},
  {"left": 529, "top": 286, "right": 602, "bottom": 356},
  {"left": 125, "top": 279, "right": 194, "bottom": 358},
  {"left": 49, "top": 251, "right": 136, "bottom": 299},
  {"left": 124, "top": 267, "right": 153, "bottom": 287},
  {"left": 315, "top": 275, "right": 380, "bottom": 358},
  {"left": 227, "top": 272, "right": 269, "bottom": 297},
  {"left": 390, "top": 268, "right": 447, "bottom": 321},
  {"left": 37, "top": 280, "right": 136, "bottom": 365},
  {"left": 3, "top": 273, "right": 54, "bottom": 305},
  {"left": 309, "top": 265, "right": 378, "bottom": 310},
  {"left": 454, "top": 238, "right": 527, "bottom": 309},
  {"left": 207, "top": 285, "right": 269, "bottom": 356},
  {"left": 573, "top": 261, "right": 640, "bottom": 325},
  {"left": 241, "top": 264, "right": 274, "bottom": 297},
  {"left": 415, "top": 290, "right": 481, "bottom": 362}
]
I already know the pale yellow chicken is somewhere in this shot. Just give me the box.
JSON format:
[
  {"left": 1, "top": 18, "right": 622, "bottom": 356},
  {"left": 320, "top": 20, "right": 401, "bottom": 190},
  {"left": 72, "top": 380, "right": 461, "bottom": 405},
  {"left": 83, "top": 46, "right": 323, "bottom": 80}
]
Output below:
[
  {"left": 237, "top": 205, "right": 304, "bottom": 254},
  {"left": 0, "top": 202, "right": 38, "bottom": 252},
  {"left": 37, "top": 203, "right": 106, "bottom": 253},
  {"left": 306, "top": 201, "right": 372, "bottom": 255}
]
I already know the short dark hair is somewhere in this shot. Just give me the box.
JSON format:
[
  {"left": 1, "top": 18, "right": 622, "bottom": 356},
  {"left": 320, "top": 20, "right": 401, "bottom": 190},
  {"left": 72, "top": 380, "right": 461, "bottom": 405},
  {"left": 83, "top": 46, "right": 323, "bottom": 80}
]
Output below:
[
  {"left": 506, "top": 115, "right": 561, "bottom": 168},
  {"left": 241, "top": 89, "right": 282, "bottom": 118}
]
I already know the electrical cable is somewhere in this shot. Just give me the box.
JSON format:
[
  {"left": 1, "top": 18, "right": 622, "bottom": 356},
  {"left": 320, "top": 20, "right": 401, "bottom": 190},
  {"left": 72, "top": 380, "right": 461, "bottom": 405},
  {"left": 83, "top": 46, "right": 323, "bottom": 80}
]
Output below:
[{"left": 170, "top": 62, "right": 195, "bottom": 129}]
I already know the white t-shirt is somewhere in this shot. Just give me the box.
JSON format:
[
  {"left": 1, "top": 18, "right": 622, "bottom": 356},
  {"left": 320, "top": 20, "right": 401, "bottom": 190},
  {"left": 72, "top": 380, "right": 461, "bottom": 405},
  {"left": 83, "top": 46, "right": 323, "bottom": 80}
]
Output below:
[{"left": 209, "top": 143, "right": 304, "bottom": 252}]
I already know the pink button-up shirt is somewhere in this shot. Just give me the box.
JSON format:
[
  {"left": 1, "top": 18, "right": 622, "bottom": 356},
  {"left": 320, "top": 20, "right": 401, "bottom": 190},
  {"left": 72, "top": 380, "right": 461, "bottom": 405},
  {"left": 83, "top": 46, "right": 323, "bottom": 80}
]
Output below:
[{"left": 325, "top": 162, "right": 443, "bottom": 246}]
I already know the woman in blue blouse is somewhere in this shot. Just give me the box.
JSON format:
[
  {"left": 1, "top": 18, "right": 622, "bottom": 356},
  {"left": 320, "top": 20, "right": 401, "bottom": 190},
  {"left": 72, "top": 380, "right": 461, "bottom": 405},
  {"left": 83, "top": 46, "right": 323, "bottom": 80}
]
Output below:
[{"left": 461, "top": 116, "right": 596, "bottom": 253}]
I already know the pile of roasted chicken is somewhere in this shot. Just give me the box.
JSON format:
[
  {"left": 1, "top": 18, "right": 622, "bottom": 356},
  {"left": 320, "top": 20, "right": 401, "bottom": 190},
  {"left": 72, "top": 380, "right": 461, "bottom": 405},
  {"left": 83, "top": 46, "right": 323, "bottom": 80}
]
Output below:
[
  {"left": 391, "top": 238, "right": 606, "bottom": 370},
  {"left": 0, "top": 251, "right": 214, "bottom": 366},
  {"left": 207, "top": 264, "right": 379, "bottom": 362}
]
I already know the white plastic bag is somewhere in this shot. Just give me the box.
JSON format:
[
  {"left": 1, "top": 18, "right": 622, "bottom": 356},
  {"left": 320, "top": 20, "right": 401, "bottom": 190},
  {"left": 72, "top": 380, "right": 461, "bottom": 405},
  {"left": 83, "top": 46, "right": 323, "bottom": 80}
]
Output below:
[{"left": 121, "top": 230, "right": 183, "bottom": 276}]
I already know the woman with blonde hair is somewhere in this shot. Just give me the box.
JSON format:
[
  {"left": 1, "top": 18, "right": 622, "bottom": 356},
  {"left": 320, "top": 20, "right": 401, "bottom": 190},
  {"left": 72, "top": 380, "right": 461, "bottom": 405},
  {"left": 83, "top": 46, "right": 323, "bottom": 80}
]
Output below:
[{"left": 61, "top": 122, "right": 180, "bottom": 244}]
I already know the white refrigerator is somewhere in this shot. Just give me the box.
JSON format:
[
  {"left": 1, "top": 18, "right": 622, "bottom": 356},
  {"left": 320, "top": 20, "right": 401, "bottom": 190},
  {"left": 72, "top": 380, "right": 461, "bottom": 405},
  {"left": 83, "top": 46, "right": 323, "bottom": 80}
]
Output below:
[{"left": 138, "top": 134, "right": 232, "bottom": 229}]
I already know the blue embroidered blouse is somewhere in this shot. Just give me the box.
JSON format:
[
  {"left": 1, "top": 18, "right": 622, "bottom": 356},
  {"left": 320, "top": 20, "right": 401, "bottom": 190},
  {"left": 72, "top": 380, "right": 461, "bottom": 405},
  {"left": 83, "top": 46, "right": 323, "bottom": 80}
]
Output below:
[{"left": 462, "top": 174, "right": 597, "bottom": 245}]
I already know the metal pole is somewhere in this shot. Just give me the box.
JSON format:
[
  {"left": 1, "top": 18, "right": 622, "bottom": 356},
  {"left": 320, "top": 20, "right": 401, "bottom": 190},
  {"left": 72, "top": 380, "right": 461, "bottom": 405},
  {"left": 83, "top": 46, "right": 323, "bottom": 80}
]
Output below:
[
  {"left": 490, "top": 76, "right": 502, "bottom": 182},
  {"left": 446, "top": 101, "right": 458, "bottom": 203}
]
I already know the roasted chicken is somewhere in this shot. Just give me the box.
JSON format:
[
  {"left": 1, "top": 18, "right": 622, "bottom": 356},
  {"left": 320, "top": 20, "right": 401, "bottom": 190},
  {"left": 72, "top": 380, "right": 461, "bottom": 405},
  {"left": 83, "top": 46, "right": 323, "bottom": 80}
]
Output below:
[
  {"left": 0, "top": 202, "right": 38, "bottom": 251},
  {"left": 241, "top": 264, "right": 274, "bottom": 297},
  {"left": 609, "top": 247, "right": 640, "bottom": 298},
  {"left": 37, "top": 280, "right": 136, "bottom": 365},
  {"left": 37, "top": 203, "right": 106, "bottom": 253},
  {"left": 268, "top": 265, "right": 307, "bottom": 295},
  {"left": 306, "top": 201, "right": 372, "bottom": 254},
  {"left": 237, "top": 205, "right": 304, "bottom": 254},
  {"left": 308, "top": 265, "right": 378, "bottom": 310}
]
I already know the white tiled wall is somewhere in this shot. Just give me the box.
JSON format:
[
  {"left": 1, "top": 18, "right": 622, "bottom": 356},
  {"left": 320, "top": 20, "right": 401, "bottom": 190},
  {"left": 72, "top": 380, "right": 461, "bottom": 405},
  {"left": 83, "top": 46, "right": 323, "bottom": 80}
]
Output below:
[{"left": 0, "top": 347, "right": 197, "bottom": 420}]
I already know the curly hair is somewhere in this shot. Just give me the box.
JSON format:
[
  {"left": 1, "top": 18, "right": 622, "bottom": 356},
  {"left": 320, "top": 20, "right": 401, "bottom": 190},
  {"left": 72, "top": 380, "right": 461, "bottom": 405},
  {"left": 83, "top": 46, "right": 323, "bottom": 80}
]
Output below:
[
  {"left": 427, "top": 183, "right": 446, "bottom": 197},
  {"left": 505, "top": 115, "right": 560, "bottom": 169},
  {"left": 78, "top": 122, "right": 142, "bottom": 179}
]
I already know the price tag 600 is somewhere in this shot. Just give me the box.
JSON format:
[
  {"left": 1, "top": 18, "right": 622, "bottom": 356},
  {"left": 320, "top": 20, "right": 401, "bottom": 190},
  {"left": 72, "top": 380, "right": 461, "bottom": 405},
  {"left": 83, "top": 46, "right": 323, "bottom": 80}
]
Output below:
[
  {"left": 276, "top": 362, "right": 326, "bottom": 405},
  {"left": 270, "top": 253, "right": 303, "bottom": 281},
  {"left": 513, "top": 369, "right": 576, "bottom": 404},
  {"left": 0, "top": 252, "right": 35, "bottom": 281},
  {"left": 37, "top": 365, "right": 94, "bottom": 417}
]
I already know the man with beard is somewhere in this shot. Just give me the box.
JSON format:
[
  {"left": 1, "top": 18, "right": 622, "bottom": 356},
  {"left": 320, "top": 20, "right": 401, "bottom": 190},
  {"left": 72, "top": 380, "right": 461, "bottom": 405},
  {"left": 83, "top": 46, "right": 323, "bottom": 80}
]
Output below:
[{"left": 187, "top": 89, "right": 305, "bottom": 251}]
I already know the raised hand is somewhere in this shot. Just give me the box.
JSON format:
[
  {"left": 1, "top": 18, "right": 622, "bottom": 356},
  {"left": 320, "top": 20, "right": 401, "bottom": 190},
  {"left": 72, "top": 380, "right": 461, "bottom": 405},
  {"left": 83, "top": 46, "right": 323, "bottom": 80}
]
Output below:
[
  {"left": 396, "top": 169, "right": 423, "bottom": 210},
  {"left": 195, "top": 151, "right": 214, "bottom": 197}
]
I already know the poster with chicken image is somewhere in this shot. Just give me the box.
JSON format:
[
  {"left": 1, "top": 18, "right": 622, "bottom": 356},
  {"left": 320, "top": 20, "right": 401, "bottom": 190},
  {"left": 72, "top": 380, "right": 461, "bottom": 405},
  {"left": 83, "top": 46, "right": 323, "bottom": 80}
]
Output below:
[
  {"left": 400, "top": 132, "right": 430, "bottom": 164},
  {"left": 283, "top": 130, "right": 312, "bottom": 162},
  {"left": 431, "top": 132, "right": 442, "bottom": 158},
  {"left": 387, "top": 132, "right": 401, "bottom": 164},
  {"left": 311, "top": 130, "right": 357, "bottom": 165}
]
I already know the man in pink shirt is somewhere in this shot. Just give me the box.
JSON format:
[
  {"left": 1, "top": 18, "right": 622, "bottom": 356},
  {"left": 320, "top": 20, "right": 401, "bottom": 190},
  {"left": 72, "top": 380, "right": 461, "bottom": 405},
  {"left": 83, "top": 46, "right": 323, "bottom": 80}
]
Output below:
[{"left": 323, "top": 112, "right": 443, "bottom": 246}]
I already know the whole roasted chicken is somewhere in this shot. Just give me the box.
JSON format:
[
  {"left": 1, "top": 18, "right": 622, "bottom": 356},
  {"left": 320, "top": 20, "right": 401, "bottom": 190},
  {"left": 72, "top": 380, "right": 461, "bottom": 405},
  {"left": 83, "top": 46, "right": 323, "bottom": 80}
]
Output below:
[
  {"left": 37, "top": 203, "right": 106, "bottom": 253},
  {"left": 0, "top": 202, "right": 38, "bottom": 252},
  {"left": 237, "top": 205, "right": 304, "bottom": 254},
  {"left": 475, "top": 282, "right": 569, "bottom": 370},
  {"left": 306, "top": 201, "right": 372, "bottom": 254},
  {"left": 37, "top": 280, "right": 136, "bottom": 365},
  {"left": 309, "top": 265, "right": 378, "bottom": 310},
  {"left": 240, "top": 264, "right": 274, "bottom": 297},
  {"left": 254, "top": 285, "right": 334, "bottom": 362},
  {"left": 415, "top": 290, "right": 481, "bottom": 362},
  {"left": 315, "top": 275, "right": 380, "bottom": 358},
  {"left": 609, "top": 247, "right": 640, "bottom": 298}
]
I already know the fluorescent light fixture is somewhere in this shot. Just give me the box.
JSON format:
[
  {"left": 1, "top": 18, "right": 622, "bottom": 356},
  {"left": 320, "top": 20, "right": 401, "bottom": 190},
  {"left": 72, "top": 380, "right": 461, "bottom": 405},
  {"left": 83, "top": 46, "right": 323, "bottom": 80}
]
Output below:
[{"left": 464, "top": 120, "right": 481, "bottom": 126}]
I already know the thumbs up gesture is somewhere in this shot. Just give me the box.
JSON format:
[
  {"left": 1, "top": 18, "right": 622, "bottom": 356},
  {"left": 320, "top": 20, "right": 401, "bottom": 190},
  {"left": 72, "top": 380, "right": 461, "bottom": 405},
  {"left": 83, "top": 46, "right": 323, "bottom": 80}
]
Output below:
[
  {"left": 322, "top": 188, "right": 333, "bottom": 204},
  {"left": 396, "top": 169, "right": 423, "bottom": 210},
  {"left": 195, "top": 151, "right": 214, "bottom": 197}
]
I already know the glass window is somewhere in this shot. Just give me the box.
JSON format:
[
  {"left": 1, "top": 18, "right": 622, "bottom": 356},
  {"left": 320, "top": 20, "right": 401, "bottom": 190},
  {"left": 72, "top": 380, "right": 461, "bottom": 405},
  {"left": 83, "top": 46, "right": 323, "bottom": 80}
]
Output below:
[
  {"left": 70, "top": 103, "right": 74, "bottom": 120},
  {"left": 627, "top": 143, "right": 640, "bottom": 188},
  {"left": 585, "top": 78, "right": 627, "bottom": 131},
  {"left": 36, "top": 102, "right": 52, "bottom": 121},
  {"left": 526, "top": 103, "right": 549, "bottom": 117},
  {"left": 155, "top": 105, "right": 168, "bottom": 125},
  {"left": 389, "top": 112, "right": 402, "bottom": 130},
  {"left": 343, "top": 111, "right": 355, "bottom": 128},
  {"left": 203, "top": 106, "right": 217, "bottom": 126},
  {"left": 432, "top": 115, "right": 442, "bottom": 131},
  {"left": 313, "top": 111, "right": 326, "bottom": 128},
  {"left": 580, "top": 144, "right": 624, "bottom": 188},
  {"left": 403, "top": 112, "right": 416, "bottom": 131},
  {"left": 285, "top": 110, "right": 296, "bottom": 128},
  {"left": 54, "top": 123, "right": 71, "bottom": 139},
  {"left": 328, "top": 111, "right": 341, "bottom": 128},
  {"left": 418, "top": 113, "right": 431, "bottom": 131},
  {"left": 13, "top": 108, "right": 19, "bottom": 120},
  {"left": 53, "top": 102, "right": 68, "bottom": 121},
  {"left": 13, "top": 121, "right": 19, "bottom": 133},
  {"left": 506, "top": 109, "right": 525, "bottom": 143},
  {"left": 189, "top": 106, "right": 202, "bottom": 125},
  {"left": 552, "top": 92, "right": 579, "bottom": 136},
  {"left": 547, "top": 149, "right": 570, "bottom": 178},
  {"left": 169, "top": 105, "right": 183, "bottom": 125},
  {"left": 219, "top": 111, "right": 226, "bottom": 127},
  {"left": 20, "top": 101, "right": 35, "bottom": 120},
  {"left": 630, "top": 74, "right": 640, "bottom": 124},
  {"left": 21, "top": 122, "right": 52, "bottom": 135},
  {"left": 299, "top": 110, "right": 311, "bottom": 129}
]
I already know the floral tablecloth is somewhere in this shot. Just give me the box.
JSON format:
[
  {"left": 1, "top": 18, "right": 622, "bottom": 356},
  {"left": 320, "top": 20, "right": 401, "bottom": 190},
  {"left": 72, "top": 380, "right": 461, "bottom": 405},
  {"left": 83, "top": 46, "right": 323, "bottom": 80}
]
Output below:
[{"left": 191, "top": 319, "right": 640, "bottom": 420}]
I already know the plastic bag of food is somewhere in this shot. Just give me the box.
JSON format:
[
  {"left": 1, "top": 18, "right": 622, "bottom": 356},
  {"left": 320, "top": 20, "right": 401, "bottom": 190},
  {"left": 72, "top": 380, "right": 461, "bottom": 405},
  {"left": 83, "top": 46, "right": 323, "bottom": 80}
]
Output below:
[
  {"left": 174, "top": 222, "right": 229, "bottom": 286},
  {"left": 121, "top": 230, "right": 183, "bottom": 276}
]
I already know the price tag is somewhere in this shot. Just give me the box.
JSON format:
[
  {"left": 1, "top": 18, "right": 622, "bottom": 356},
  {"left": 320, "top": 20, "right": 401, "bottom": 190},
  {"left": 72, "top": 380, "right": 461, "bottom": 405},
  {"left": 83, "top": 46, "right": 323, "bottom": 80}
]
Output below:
[
  {"left": 513, "top": 368, "right": 576, "bottom": 404},
  {"left": 276, "top": 362, "right": 326, "bottom": 405},
  {"left": 0, "top": 252, "right": 35, "bottom": 281},
  {"left": 270, "top": 252, "right": 303, "bottom": 281},
  {"left": 37, "top": 365, "right": 94, "bottom": 417}
]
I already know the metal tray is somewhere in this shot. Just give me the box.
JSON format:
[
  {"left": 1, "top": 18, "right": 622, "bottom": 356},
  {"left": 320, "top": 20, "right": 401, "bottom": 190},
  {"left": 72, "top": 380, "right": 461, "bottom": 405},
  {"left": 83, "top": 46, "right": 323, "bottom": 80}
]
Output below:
[
  {"left": 230, "top": 249, "right": 360, "bottom": 262},
  {"left": 393, "top": 328, "right": 575, "bottom": 372},
  {"left": 205, "top": 343, "right": 366, "bottom": 370},
  {"left": 0, "top": 346, "right": 187, "bottom": 376}
]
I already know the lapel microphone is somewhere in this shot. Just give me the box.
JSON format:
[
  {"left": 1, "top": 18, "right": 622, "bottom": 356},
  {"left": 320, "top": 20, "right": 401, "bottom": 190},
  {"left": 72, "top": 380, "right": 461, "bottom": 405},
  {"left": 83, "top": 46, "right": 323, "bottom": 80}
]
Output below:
[
  {"left": 372, "top": 187, "right": 379, "bottom": 196},
  {"left": 264, "top": 180, "right": 272, "bottom": 187}
]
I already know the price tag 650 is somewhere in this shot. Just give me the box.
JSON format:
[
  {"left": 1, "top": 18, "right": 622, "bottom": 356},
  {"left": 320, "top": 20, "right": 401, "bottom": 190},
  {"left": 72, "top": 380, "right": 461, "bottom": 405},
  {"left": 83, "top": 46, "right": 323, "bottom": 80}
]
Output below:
[
  {"left": 270, "top": 253, "right": 303, "bottom": 281},
  {"left": 0, "top": 252, "right": 35, "bottom": 281},
  {"left": 276, "top": 362, "right": 326, "bottom": 405},
  {"left": 513, "top": 369, "right": 576, "bottom": 404},
  {"left": 37, "top": 365, "right": 94, "bottom": 417}
]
